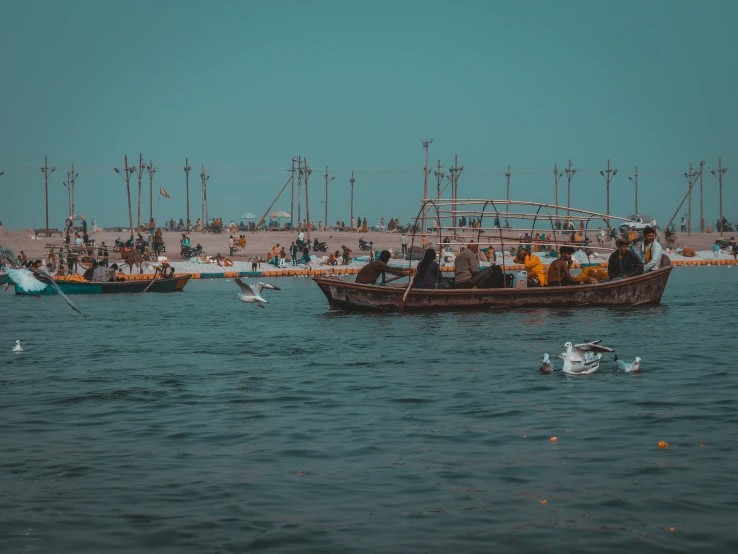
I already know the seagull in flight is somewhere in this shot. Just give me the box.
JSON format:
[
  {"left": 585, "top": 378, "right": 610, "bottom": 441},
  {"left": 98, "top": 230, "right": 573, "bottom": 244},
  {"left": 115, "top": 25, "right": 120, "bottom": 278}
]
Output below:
[
  {"left": 234, "top": 279, "right": 280, "bottom": 308},
  {"left": 613, "top": 355, "right": 641, "bottom": 373},
  {"left": 1, "top": 244, "right": 85, "bottom": 317},
  {"left": 12, "top": 340, "right": 23, "bottom": 353},
  {"left": 562, "top": 340, "right": 614, "bottom": 362}
]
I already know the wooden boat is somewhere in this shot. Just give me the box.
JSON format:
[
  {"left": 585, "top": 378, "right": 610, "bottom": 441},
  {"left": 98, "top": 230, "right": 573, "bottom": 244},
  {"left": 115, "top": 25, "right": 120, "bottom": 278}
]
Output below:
[
  {"left": 13, "top": 275, "right": 191, "bottom": 296},
  {"left": 313, "top": 266, "right": 673, "bottom": 312}
]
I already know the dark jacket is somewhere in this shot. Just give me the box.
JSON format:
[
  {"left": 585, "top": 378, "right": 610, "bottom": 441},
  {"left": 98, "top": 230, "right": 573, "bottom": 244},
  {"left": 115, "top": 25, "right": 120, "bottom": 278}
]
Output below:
[
  {"left": 608, "top": 249, "right": 644, "bottom": 278},
  {"left": 412, "top": 261, "right": 440, "bottom": 289}
]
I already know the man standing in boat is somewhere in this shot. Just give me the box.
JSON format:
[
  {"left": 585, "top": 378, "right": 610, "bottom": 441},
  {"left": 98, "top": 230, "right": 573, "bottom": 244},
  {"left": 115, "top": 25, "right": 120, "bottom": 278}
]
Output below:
[{"left": 608, "top": 239, "right": 644, "bottom": 279}]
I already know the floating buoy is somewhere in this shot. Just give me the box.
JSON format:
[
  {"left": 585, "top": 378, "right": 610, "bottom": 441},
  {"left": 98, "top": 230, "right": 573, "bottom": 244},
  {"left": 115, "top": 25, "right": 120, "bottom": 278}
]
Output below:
[
  {"left": 550, "top": 437, "right": 557, "bottom": 443},
  {"left": 658, "top": 441, "right": 668, "bottom": 448}
]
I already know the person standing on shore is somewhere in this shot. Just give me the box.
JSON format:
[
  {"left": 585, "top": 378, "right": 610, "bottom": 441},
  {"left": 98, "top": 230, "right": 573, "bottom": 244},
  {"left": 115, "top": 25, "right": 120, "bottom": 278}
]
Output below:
[
  {"left": 290, "top": 242, "right": 298, "bottom": 266},
  {"left": 401, "top": 233, "right": 407, "bottom": 256},
  {"left": 229, "top": 235, "right": 235, "bottom": 256},
  {"left": 681, "top": 215, "right": 687, "bottom": 233}
]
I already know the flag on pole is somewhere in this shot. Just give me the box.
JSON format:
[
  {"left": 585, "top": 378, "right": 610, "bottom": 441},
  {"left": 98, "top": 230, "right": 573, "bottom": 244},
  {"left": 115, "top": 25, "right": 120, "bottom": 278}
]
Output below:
[{"left": 159, "top": 186, "right": 171, "bottom": 199}]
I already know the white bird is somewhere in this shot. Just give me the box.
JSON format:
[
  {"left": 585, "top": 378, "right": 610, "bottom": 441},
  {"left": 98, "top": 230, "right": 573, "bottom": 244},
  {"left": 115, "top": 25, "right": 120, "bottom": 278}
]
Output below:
[
  {"left": 234, "top": 279, "right": 280, "bottom": 308},
  {"left": 12, "top": 340, "right": 23, "bottom": 353},
  {"left": 558, "top": 353, "right": 601, "bottom": 375},
  {"left": 6, "top": 267, "right": 85, "bottom": 316},
  {"left": 614, "top": 354, "right": 641, "bottom": 373},
  {"left": 562, "top": 340, "right": 614, "bottom": 362},
  {"left": 540, "top": 353, "right": 555, "bottom": 374}
]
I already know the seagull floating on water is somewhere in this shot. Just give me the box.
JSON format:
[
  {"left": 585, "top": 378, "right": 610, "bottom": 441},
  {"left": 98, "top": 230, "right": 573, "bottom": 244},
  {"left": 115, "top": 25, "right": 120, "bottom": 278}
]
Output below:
[
  {"left": 562, "top": 340, "right": 614, "bottom": 362},
  {"left": 540, "top": 353, "right": 555, "bottom": 374},
  {"left": 558, "top": 353, "right": 601, "bottom": 375},
  {"left": 12, "top": 340, "right": 23, "bottom": 353},
  {"left": 234, "top": 279, "right": 280, "bottom": 308},
  {"left": 613, "top": 354, "right": 641, "bottom": 373}
]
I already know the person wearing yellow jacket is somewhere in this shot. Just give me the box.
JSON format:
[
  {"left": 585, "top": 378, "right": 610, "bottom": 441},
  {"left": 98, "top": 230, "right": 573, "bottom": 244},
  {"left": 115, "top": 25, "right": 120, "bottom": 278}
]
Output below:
[{"left": 515, "top": 249, "right": 547, "bottom": 286}]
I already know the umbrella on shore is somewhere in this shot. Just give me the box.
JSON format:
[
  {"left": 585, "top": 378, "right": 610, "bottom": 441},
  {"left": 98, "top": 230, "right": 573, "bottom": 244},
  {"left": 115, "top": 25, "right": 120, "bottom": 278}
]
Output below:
[
  {"left": 269, "top": 211, "right": 290, "bottom": 219},
  {"left": 240, "top": 212, "right": 257, "bottom": 220}
]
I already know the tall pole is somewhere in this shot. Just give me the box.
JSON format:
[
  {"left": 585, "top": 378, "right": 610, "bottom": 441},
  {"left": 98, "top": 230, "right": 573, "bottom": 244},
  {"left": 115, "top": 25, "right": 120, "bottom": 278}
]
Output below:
[
  {"left": 64, "top": 173, "right": 72, "bottom": 218},
  {"left": 599, "top": 159, "right": 618, "bottom": 218},
  {"left": 350, "top": 170, "right": 355, "bottom": 228},
  {"left": 699, "top": 160, "right": 706, "bottom": 233},
  {"left": 325, "top": 165, "right": 329, "bottom": 226},
  {"left": 290, "top": 158, "right": 296, "bottom": 229},
  {"left": 324, "top": 165, "right": 334, "bottom": 227},
  {"left": 184, "top": 158, "right": 191, "bottom": 231},
  {"left": 421, "top": 139, "right": 433, "bottom": 224},
  {"left": 147, "top": 160, "right": 156, "bottom": 224},
  {"left": 553, "top": 163, "right": 564, "bottom": 217},
  {"left": 296, "top": 156, "right": 303, "bottom": 231},
  {"left": 712, "top": 158, "right": 728, "bottom": 238},
  {"left": 40, "top": 157, "right": 57, "bottom": 235},
  {"left": 125, "top": 155, "right": 134, "bottom": 240},
  {"left": 304, "top": 159, "right": 312, "bottom": 240},
  {"left": 136, "top": 153, "right": 144, "bottom": 228},
  {"left": 628, "top": 166, "right": 639, "bottom": 215},
  {"left": 505, "top": 165, "right": 511, "bottom": 227},
  {"left": 565, "top": 160, "right": 576, "bottom": 218},
  {"left": 683, "top": 163, "right": 701, "bottom": 237},
  {"left": 200, "top": 165, "right": 209, "bottom": 228},
  {"left": 435, "top": 160, "right": 444, "bottom": 200},
  {"left": 71, "top": 163, "right": 76, "bottom": 219}
]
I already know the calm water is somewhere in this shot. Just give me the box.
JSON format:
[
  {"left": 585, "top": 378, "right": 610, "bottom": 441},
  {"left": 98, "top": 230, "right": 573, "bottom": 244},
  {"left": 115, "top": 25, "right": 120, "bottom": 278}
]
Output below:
[{"left": 2, "top": 268, "right": 738, "bottom": 553}]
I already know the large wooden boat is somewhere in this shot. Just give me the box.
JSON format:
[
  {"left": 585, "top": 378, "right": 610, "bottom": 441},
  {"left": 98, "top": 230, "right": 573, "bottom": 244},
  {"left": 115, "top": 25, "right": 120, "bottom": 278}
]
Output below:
[
  {"left": 313, "top": 266, "right": 673, "bottom": 312},
  {"left": 13, "top": 275, "right": 191, "bottom": 296}
]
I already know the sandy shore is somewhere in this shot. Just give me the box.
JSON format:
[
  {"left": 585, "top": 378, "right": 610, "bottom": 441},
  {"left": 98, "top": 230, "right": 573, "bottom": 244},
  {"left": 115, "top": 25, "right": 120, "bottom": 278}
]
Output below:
[{"left": 1, "top": 226, "right": 733, "bottom": 261}]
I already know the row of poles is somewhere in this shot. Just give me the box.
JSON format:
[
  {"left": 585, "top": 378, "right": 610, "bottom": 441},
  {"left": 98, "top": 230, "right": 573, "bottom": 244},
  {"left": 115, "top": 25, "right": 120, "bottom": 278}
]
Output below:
[
  {"left": 420, "top": 140, "right": 730, "bottom": 237},
  {"left": 4, "top": 152, "right": 729, "bottom": 238}
]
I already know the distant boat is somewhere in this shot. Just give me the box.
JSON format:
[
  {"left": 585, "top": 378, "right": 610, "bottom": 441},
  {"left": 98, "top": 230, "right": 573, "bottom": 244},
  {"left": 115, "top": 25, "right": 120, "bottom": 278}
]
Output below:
[{"left": 12, "top": 275, "right": 191, "bottom": 296}]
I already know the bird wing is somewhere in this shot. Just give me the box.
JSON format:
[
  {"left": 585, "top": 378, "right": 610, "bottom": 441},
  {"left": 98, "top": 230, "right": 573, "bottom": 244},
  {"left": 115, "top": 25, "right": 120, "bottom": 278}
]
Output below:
[
  {"left": 35, "top": 273, "right": 86, "bottom": 317},
  {"left": 574, "top": 341, "right": 614, "bottom": 354},
  {"left": 235, "top": 278, "right": 256, "bottom": 297},
  {"left": 251, "top": 282, "right": 281, "bottom": 295},
  {"left": 8, "top": 268, "right": 48, "bottom": 292}
]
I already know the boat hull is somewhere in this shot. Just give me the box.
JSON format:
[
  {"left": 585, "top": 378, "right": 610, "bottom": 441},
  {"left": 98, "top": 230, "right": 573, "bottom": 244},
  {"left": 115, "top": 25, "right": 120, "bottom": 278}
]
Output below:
[
  {"left": 313, "top": 267, "right": 673, "bottom": 312},
  {"left": 13, "top": 276, "right": 191, "bottom": 295}
]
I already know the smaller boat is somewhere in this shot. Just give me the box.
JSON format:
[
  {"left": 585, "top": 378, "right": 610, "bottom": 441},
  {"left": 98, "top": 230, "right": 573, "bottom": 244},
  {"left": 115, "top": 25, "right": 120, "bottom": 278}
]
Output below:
[{"left": 13, "top": 275, "right": 191, "bottom": 296}]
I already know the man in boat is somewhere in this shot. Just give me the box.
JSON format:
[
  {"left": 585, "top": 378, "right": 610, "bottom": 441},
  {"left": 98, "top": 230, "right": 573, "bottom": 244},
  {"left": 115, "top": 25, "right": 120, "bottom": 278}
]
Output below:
[
  {"left": 154, "top": 260, "right": 175, "bottom": 279},
  {"left": 608, "top": 239, "right": 644, "bottom": 279},
  {"left": 82, "top": 262, "right": 99, "bottom": 282},
  {"left": 639, "top": 226, "right": 663, "bottom": 272},
  {"left": 453, "top": 243, "right": 497, "bottom": 288},
  {"left": 547, "top": 246, "right": 595, "bottom": 286},
  {"left": 514, "top": 249, "right": 547, "bottom": 287},
  {"left": 355, "top": 250, "right": 411, "bottom": 285}
]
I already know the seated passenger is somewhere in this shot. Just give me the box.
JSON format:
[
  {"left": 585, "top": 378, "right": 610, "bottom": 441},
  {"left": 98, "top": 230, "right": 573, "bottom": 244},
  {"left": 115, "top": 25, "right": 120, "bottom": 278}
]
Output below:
[
  {"left": 514, "top": 249, "right": 547, "bottom": 286},
  {"left": 82, "top": 262, "right": 98, "bottom": 282},
  {"left": 412, "top": 248, "right": 441, "bottom": 289},
  {"left": 326, "top": 251, "right": 339, "bottom": 266},
  {"left": 608, "top": 239, "right": 644, "bottom": 279},
  {"left": 640, "top": 226, "right": 662, "bottom": 272},
  {"left": 547, "top": 246, "right": 594, "bottom": 286},
  {"left": 453, "top": 243, "right": 496, "bottom": 288}
]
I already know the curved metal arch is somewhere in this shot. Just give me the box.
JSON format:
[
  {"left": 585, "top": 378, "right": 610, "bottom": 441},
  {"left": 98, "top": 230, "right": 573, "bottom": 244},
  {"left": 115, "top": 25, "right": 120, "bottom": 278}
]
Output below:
[{"left": 408, "top": 199, "right": 444, "bottom": 288}]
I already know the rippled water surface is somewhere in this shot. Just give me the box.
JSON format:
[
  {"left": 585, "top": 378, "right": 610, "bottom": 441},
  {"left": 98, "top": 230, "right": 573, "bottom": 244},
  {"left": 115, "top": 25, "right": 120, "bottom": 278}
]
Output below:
[{"left": 2, "top": 268, "right": 738, "bottom": 553}]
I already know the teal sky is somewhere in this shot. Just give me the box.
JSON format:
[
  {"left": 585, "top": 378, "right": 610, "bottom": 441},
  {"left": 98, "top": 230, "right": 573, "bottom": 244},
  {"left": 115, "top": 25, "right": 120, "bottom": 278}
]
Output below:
[{"left": 1, "top": 0, "right": 735, "bottom": 231}]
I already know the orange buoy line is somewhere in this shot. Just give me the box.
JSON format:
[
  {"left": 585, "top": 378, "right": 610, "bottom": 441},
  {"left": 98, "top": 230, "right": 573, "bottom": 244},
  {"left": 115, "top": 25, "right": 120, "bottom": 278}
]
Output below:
[{"left": 50, "top": 259, "right": 735, "bottom": 283}]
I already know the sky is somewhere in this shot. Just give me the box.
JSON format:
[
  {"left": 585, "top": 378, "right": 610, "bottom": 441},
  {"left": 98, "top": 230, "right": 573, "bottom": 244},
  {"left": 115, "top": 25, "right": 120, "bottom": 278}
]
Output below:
[{"left": 0, "top": 0, "right": 736, "bottom": 232}]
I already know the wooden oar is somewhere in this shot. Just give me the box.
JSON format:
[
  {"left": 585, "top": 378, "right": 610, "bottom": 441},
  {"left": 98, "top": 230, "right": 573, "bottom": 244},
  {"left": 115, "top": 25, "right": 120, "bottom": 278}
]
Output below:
[
  {"left": 143, "top": 273, "right": 158, "bottom": 293},
  {"left": 398, "top": 278, "right": 413, "bottom": 313}
]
